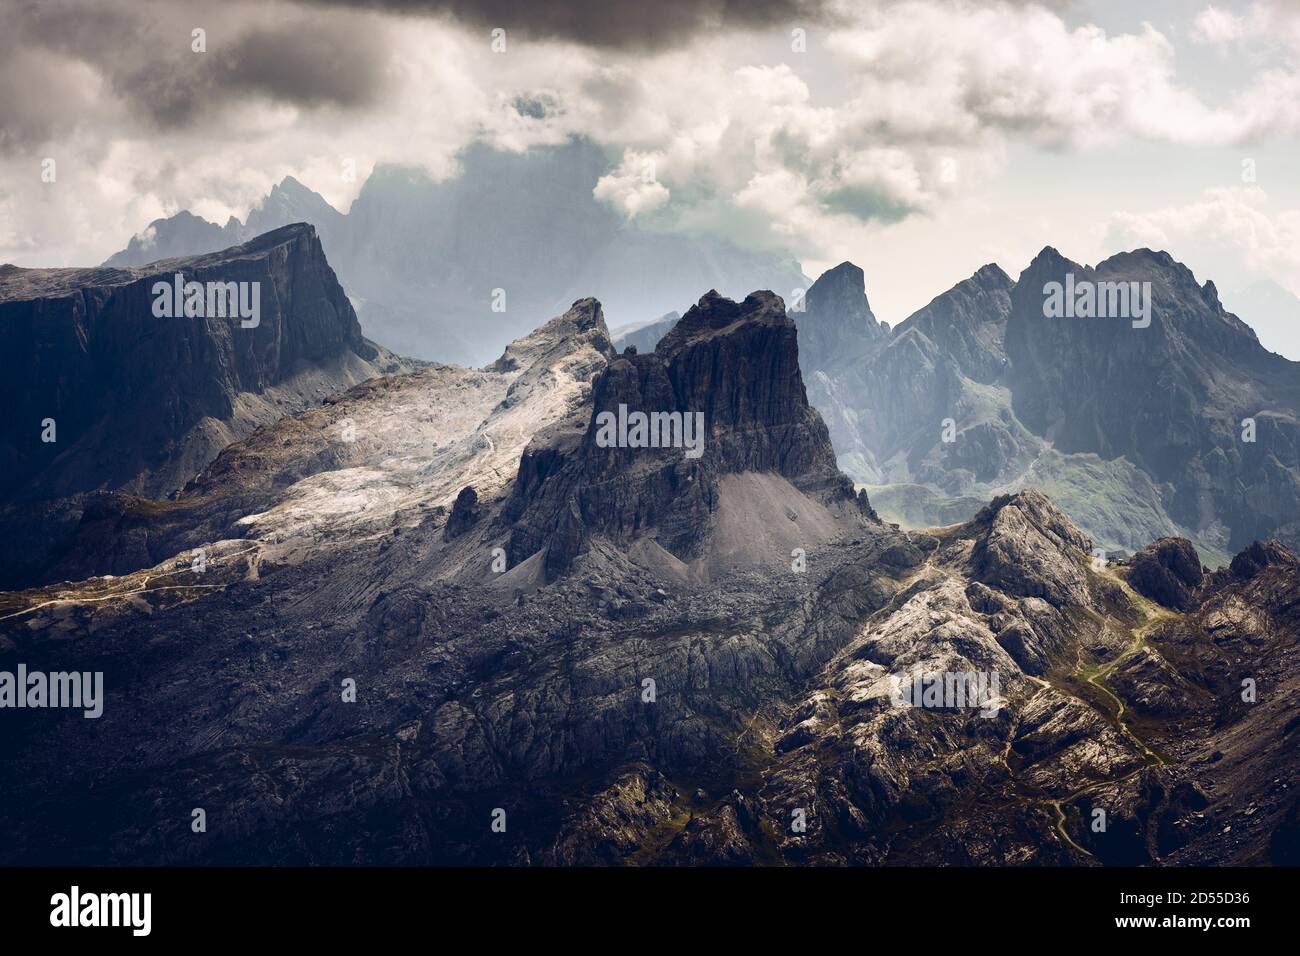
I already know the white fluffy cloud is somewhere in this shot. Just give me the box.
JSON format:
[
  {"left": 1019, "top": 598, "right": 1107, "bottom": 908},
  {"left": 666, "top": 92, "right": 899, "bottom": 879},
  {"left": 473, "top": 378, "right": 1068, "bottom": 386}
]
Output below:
[
  {"left": 1191, "top": 0, "right": 1300, "bottom": 48},
  {"left": 1106, "top": 186, "right": 1300, "bottom": 296},
  {"left": 1192, "top": 6, "right": 1247, "bottom": 44},
  {"left": 593, "top": 151, "right": 671, "bottom": 218}
]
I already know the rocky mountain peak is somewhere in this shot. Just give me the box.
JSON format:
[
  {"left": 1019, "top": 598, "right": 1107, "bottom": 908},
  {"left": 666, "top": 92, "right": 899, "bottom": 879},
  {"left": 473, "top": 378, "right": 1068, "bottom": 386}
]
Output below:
[
  {"left": 807, "top": 261, "right": 870, "bottom": 312},
  {"left": 488, "top": 297, "right": 613, "bottom": 374},
  {"left": 502, "top": 289, "right": 866, "bottom": 578},
  {"left": 1229, "top": 539, "right": 1298, "bottom": 581},
  {"left": 886, "top": 260, "right": 1015, "bottom": 385},
  {"left": 0, "top": 223, "right": 401, "bottom": 587},
  {"left": 968, "top": 489, "right": 1095, "bottom": 607},
  {"left": 247, "top": 180, "right": 344, "bottom": 236},
  {"left": 796, "top": 261, "right": 886, "bottom": 371},
  {"left": 1026, "top": 244, "right": 1070, "bottom": 270},
  {"left": 970, "top": 262, "right": 1013, "bottom": 291},
  {"left": 655, "top": 289, "right": 788, "bottom": 355},
  {"left": 1126, "top": 536, "right": 1204, "bottom": 610},
  {"left": 1003, "top": 241, "right": 1300, "bottom": 554}
]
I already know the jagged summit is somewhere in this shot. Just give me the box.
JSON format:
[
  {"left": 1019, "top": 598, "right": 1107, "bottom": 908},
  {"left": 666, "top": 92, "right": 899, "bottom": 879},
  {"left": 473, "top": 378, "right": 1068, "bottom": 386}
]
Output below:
[
  {"left": 656, "top": 288, "right": 788, "bottom": 355},
  {"left": 805, "top": 260, "right": 873, "bottom": 319},
  {"left": 796, "top": 261, "right": 886, "bottom": 372},
  {"left": 488, "top": 296, "right": 612, "bottom": 373},
  {"left": 969, "top": 262, "right": 1012, "bottom": 288},
  {"left": 502, "top": 288, "right": 870, "bottom": 580},
  {"left": 1026, "top": 244, "right": 1069, "bottom": 269},
  {"left": 795, "top": 244, "right": 1300, "bottom": 560}
]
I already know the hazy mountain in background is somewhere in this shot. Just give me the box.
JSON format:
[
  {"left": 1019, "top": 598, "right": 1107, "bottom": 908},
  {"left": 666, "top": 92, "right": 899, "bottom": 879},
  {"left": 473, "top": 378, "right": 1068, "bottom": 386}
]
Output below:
[
  {"left": 610, "top": 311, "right": 679, "bottom": 354},
  {"left": 795, "top": 260, "right": 890, "bottom": 374},
  {"left": 795, "top": 249, "right": 1300, "bottom": 564},
  {"left": 105, "top": 138, "right": 808, "bottom": 366},
  {"left": 1225, "top": 279, "right": 1300, "bottom": 361}
]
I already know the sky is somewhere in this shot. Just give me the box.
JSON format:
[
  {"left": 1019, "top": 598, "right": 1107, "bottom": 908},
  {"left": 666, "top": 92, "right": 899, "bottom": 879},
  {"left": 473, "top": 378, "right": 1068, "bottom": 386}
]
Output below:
[{"left": 2, "top": 0, "right": 1300, "bottom": 337}]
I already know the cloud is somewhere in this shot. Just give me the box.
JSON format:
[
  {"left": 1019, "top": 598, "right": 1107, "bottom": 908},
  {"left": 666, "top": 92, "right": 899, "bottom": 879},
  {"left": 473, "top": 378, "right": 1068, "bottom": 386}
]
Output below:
[
  {"left": 0, "top": 47, "right": 104, "bottom": 153},
  {"left": 5, "top": 0, "right": 1300, "bottom": 283},
  {"left": 222, "top": 21, "right": 389, "bottom": 109},
  {"left": 0, "top": 0, "right": 393, "bottom": 146},
  {"left": 593, "top": 151, "right": 671, "bottom": 218},
  {"left": 825, "top": 1, "right": 1247, "bottom": 148},
  {"left": 1188, "top": 1, "right": 1300, "bottom": 58},
  {"left": 1191, "top": 5, "right": 1246, "bottom": 44}
]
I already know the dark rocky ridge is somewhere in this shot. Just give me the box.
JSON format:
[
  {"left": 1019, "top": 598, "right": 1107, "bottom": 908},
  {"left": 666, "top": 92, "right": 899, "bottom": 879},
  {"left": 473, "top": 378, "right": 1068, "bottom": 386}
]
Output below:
[{"left": 1126, "top": 537, "right": 1204, "bottom": 611}]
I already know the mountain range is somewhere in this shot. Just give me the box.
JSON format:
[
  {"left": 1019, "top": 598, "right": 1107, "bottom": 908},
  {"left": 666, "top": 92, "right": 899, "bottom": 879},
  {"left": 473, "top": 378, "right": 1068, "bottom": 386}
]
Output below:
[
  {"left": 624, "top": 248, "right": 1300, "bottom": 567},
  {"left": 107, "top": 139, "right": 1299, "bottom": 572},
  {"left": 2, "top": 225, "right": 1298, "bottom": 866}
]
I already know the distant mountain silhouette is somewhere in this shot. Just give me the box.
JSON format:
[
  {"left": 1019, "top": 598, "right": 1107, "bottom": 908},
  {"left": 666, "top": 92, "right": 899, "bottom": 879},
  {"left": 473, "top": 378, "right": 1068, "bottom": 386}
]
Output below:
[
  {"left": 105, "top": 138, "right": 809, "bottom": 366},
  {"left": 1225, "top": 279, "right": 1300, "bottom": 361}
]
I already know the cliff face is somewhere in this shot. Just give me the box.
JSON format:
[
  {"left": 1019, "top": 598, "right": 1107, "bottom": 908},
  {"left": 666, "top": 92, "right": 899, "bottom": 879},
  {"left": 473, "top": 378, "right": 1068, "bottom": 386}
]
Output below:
[
  {"left": 0, "top": 224, "right": 400, "bottom": 588},
  {"left": 504, "top": 290, "right": 866, "bottom": 577}
]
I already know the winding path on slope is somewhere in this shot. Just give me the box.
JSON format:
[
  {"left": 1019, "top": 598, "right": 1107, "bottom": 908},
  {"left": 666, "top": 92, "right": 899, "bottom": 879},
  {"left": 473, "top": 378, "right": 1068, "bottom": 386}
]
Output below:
[
  {"left": 1040, "top": 569, "right": 1177, "bottom": 858},
  {"left": 0, "top": 544, "right": 263, "bottom": 623}
]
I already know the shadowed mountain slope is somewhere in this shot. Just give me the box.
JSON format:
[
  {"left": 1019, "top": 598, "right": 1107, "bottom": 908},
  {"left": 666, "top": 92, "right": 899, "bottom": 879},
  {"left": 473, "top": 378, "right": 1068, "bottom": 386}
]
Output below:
[{"left": 0, "top": 224, "right": 407, "bottom": 589}]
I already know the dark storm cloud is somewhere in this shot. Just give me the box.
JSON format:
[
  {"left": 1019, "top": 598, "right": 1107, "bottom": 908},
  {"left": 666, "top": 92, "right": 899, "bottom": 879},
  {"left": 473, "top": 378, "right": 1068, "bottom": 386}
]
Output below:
[
  {"left": 294, "top": 0, "right": 1076, "bottom": 49},
  {"left": 0, "top": 0, "right": 1080, "bottom": 152},
  {"left": 224, "top": 22, "right": 388, "bottom": 109},
  {"left": 0, "top": 1, "right": 389, "bottom": 150},
  {"left": 295, "top": 0, "right": 843, "bottom": 49}
]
